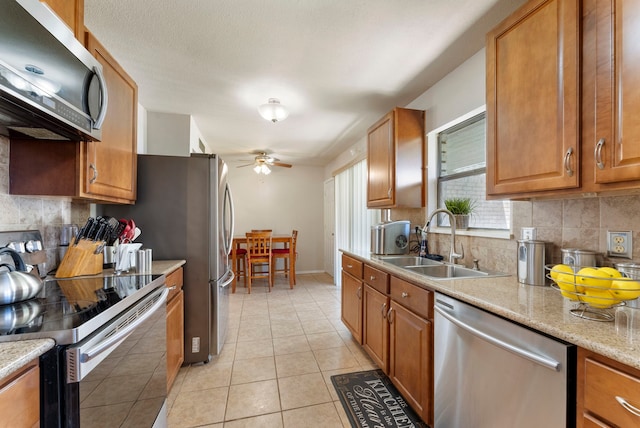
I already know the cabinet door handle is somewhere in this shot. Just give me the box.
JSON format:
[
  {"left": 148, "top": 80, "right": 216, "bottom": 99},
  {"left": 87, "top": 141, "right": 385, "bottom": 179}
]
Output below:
[
  {"left": 615, "top": 396, "right": 640, "bottom": 417},
  {"left": 370, "top": 275, "right": 376, "bottom": 281},
  {"left": 346, "top": 264, "right": 353, "bottom": 269},
  {"left": 564, "top": 147, "right": 574, "bottom": 177},
  {"left": 387, "top": 307, "right": 394, "bottom": 324},
  {"left": 356, "top": 286, "right": 362, "bottom": 299},
  {"left": 401, "top": 292, "right": 409, "bottom": 298},
  {"left": 167, "top": 285, "right": 177, "bottom": 290},
  {"left": 595, "top": 138, "right": 605, "bottom": 169},
  {"left": 89, "top": 163, "right": 98, "bottom": 184},
  {"left": 387, "top": 188, "right": 391, "bottom": 198},
  {"left": 381, "top": 303, "right": 387, "bottom": 319}
]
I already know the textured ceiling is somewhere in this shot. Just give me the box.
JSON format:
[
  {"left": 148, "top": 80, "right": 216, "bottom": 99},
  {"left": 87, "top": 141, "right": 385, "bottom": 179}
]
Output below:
[{"left": 84, "top": 0, "right": 523, "bottom": 167}]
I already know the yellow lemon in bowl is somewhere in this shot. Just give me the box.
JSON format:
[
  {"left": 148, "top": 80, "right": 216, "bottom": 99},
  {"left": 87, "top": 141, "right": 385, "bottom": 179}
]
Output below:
[
  {"left": 598, "top": 267, "right": 623, "bottom": 278},
  {"left": 555, "top": 272, "right": 579, "bottom": 300},
  {"left": 580, "top": 287, "right": 619, "bottom": 308},
  {"left": 576, "top": 267, "right": 610, "bottom": 291},
  {"left": 610, "top": 278, "right": 640, "bottom": 300},
  {"left": 550, "top": 264, "right": 574, "bottom": 280}
]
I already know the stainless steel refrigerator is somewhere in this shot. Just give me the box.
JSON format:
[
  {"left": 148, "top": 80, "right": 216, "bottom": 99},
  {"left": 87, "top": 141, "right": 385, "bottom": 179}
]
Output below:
[{"left": 99, "top": 154, "right": 235, "bottom": 364}]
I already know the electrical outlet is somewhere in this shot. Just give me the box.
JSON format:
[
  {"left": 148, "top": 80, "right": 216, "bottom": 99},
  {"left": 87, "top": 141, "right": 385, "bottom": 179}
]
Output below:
[
  {"left": 607, "top": 231, "right": 633, "bottom": 259},
  {"left": 522, "top": 227, "right": 537, "bottom": 241}
]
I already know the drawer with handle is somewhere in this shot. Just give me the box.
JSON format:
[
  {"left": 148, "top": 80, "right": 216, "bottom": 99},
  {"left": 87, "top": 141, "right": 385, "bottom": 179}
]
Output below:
[
  {"left": 364, "top": 264, "right": 389, "bottom": 294},
  {"left": 342, "top": 254, "right": 363, "bottom": 279},
  {"left": 584, "top": 356, "right": 640, "bottom": 427},
  {"left": 165, "top": 267, "right": 184, "bottom": 302},
  {"left": 390, "top": 276, "right": 432, "bottom": 320}
]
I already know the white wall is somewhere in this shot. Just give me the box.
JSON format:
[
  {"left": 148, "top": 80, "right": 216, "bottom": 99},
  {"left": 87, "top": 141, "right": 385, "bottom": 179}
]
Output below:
[
  {"left": 145, "top": 112, "right": 210, "bottom": 156},
  {"left": 227, "top": 164, "right": 325, "bottom": 273},
  {"left": 407, "top": 49, "right": 486, "bottom": 132}
]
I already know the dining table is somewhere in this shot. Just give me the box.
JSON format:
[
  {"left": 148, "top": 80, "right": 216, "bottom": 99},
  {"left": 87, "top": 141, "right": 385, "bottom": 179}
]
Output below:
[{"left": 231, "top": 234, "right": 293, "bottom": 292}]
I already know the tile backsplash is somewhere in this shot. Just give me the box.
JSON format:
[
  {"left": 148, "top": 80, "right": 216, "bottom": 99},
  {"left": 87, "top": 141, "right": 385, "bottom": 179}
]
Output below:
[
  {"left": 0, "top": 135, "right": 90, "bottom": 273},
  {"left": 393, "top": 194, "right": 640, "bottom": 276}
]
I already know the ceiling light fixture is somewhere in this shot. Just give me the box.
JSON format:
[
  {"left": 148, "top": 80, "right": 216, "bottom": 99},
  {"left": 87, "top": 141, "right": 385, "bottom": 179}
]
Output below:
[
  {"left": 258, "top": 98, "right": 289, "bottom": 123},
  {"left": 253, "top": 164, "right": 271, "bottom": 175}
]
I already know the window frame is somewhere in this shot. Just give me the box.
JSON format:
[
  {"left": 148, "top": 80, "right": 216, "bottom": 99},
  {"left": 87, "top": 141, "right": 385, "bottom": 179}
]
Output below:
[{"left": 426, "top": 105, "right": 512, "bottom": 239}]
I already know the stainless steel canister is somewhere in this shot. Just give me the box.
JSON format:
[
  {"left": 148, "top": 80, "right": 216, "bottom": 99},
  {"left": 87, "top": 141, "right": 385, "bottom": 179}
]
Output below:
[
  {"left": 136, "top": 250, "right": 147, "bottom": 273},
  {"left": 561, "top": 248, "right": 597, "bottom": 270},
  {"left": 517, "top": 240, "right": 550, "bottom": 286}
]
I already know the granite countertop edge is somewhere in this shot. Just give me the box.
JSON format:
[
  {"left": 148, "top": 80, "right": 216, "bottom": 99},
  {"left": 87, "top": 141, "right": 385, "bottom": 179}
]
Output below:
[
  {"left": 343, "top": 250, "right": 640, "bottom": 371},
  {"left": 0, "top": 260, "right": 186, "bottom": 380}
]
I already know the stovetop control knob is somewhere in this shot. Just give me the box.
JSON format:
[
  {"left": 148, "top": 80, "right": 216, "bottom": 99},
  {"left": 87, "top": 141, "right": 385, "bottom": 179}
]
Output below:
[
  {"left": 7, "top": 241, "right": 26, "bottom": 253},
  {"left": 25, "top": 240, "right": 43, "bottom": 253}
]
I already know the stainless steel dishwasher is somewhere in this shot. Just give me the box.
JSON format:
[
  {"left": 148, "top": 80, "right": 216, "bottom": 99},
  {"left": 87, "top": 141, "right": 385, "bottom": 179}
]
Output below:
[{"left": 434, "top": 293, "right": 576, "bottom": 428}]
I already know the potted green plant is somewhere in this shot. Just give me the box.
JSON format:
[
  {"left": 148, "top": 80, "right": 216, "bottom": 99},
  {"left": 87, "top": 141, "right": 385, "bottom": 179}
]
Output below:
[{"left": 444, "top": 197, "right": 476, "bottom": 230}]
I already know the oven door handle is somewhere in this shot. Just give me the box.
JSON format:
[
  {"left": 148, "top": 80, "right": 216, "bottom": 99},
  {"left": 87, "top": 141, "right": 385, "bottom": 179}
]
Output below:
[
  {"left": 435, "top": 305, "right": 561, "bottom": 371},
  {"left": 81, "top": 287, "right": 169, "bottom": 363}
]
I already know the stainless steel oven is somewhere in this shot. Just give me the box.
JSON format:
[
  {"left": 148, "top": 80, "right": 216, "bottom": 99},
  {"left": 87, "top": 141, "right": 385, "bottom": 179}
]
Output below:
[
  {"left": 0, "top": 230, "right": 169, "bottom": 426},
  {"left": 39, "top": 279, "right": 168, "bottom": 427}
]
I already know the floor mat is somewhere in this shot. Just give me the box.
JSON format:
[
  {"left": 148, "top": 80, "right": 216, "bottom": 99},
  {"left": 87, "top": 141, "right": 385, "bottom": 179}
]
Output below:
[{"left": 330, "top": 369, "right": 429, "bottom": 428}]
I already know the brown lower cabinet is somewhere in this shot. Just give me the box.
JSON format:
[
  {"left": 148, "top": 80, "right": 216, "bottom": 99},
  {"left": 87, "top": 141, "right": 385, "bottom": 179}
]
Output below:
[
  {"left": 166, "top": 267, "right": 184, "bottom": 391},
  {"left": 362, "top": 285, "right": 389, "bottom": 371},
  {"left": 577, "top": 347, "right": 640, "bottom": 427},
  {"left": 342, "top": 254, "right": 433, "bottom": 425},
  {"left": 388, "top": 300, "right": 432, "bottom": 424},
  {"left": 0, "top": 358, "right": 39, "bottom": 428},
  {"left": 341, "top": 254, "right": 364, "bottom": 344}
]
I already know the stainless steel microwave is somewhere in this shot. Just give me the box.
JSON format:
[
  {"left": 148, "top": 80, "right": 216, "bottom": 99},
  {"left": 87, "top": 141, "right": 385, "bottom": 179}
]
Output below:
[{"left": 0, "top": 0, "right": 108, "bottom": 141}]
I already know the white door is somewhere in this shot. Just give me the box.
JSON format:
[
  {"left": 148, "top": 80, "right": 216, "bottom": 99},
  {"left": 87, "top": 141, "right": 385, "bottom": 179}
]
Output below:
[{"left": 323, "top": 178, "right": 335, "bottom": 279}]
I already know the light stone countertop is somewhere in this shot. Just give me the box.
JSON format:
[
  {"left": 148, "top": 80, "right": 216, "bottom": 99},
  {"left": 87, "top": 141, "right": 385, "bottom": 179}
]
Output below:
[
  {"left": 0, "top": 260, "right": 186, "bottom": 381},
  {"left": 343, "top": 250, "right": 640, "bottom": 371},
  {"left": 0, "top": 339, "right": 54, "bottom": 380}
]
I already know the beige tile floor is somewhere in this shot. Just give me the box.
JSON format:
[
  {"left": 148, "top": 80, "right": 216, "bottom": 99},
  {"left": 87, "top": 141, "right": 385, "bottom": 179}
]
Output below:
[{"left": 167, "top": 273, "right": 375, "bottom": 427}]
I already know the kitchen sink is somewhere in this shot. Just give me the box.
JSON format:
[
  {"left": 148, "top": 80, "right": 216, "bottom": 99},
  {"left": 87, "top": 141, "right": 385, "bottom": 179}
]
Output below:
[
  {"left": 376, "top": 255, "right": 444, "bottom": 267},
  {"left": 404, "top": 264, "right": 505, "bottom": 279}
]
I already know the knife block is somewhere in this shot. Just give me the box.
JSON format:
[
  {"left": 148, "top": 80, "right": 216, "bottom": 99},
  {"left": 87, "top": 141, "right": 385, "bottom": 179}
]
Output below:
[{"left": 55, "top": 238, "right": 103, "bottom": 278}]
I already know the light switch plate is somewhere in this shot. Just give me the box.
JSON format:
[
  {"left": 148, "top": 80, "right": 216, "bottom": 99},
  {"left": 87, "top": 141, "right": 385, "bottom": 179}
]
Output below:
[
  {"left": 607, "top": 231, "right": 633, "bottom": 259},
  {"left": 522, "top": 227, "right": 537, "bottom": 240}
]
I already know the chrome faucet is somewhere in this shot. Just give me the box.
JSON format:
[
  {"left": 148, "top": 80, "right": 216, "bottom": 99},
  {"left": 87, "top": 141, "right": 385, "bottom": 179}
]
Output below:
[{"left": 422, "top": 208, "right": 464, "bottom": 264}]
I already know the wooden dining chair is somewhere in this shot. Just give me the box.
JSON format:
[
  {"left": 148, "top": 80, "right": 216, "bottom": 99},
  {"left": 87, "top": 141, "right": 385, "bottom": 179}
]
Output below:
[
  {"left": 272, "top": 230, "right": 298, "bottom": 288},
  {"left": 234, "top": 241, "right": 247, "bottom": 287},
  {"left": 245, "top": 231, "right": 273, "bottom": 293}
]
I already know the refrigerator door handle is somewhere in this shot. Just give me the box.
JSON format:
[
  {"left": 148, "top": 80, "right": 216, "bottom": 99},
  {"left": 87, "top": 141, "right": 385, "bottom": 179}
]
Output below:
[
  {"left": 219, "top": 269, "right": 235, "bottom": 288},
  {"left": 223, "top": 182, "right": 235, "bottom": 255}
]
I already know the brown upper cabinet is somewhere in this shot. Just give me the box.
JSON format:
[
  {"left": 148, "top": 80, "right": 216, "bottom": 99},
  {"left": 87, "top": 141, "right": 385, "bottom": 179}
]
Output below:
[
  {"left": 40, "top": 0, "right": 84, "bottom": 39},
  {"left": 367, "top": 107, "right": 425, "bottom": 208},
  {"left": 487, "top": 0, "right": 640, "bottom": 199},
  {"left": 10, "top": 30, "right": 138, "bottom": 204},
  {"left": 585, "top": 0, "right": 640, "bottom": 187},
  {"left": 486, "top": 0, "right": 580, "bottom": 197},
  {"left": 82, "top": 31, "right": 138, "bottom": 203}
]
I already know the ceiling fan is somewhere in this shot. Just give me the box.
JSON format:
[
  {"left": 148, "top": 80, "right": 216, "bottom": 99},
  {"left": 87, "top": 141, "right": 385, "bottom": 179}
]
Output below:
[{"left": 237, "top": 152, "right": 292, "bottom": 174}]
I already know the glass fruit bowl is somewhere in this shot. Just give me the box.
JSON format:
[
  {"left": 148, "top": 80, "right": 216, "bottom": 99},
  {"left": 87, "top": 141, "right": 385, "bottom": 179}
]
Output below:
[{"left": 545, "top": 264, "right": 640, "bottom": 322}]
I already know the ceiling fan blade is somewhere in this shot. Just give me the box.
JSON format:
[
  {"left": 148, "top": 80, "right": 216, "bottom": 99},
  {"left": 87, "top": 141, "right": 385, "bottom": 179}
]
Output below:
[{"left": 272, "top": 162, "right": 292, "bottom": 168}]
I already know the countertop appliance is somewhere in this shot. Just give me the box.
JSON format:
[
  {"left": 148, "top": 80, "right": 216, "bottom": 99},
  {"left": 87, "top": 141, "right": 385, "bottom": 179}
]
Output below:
[
  {"left": 371, "top": 220, "right": 410, "bottom": 255},
  {"left": 434, "top": 292, "right": 576, "bottom": 428},
  {"left": 99, "top": 153, "right": 235, "bottom": 363},
  {"left": 517, "top": 239, "right": 550, "bottom": 286},
  {"left": 0, "top": 0, "right": 107, "bottom": 141},
  {"left": 0, "top": 230, "right": 168, "bottom": 427}
]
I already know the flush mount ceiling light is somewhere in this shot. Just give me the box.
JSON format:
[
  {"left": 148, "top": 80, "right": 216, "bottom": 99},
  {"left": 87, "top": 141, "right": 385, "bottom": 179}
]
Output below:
[
  {"left": 253, "top": 164, "right": 271, "bottom": 175},
  {"left": 258, "top": 98, "right": 289, "bottom": 123}
]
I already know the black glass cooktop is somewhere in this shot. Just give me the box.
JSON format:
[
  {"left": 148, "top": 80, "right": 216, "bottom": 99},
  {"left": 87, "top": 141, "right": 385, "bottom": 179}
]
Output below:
[{"left": 0, "top": 274, "right": 163, "bottom": 345}]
